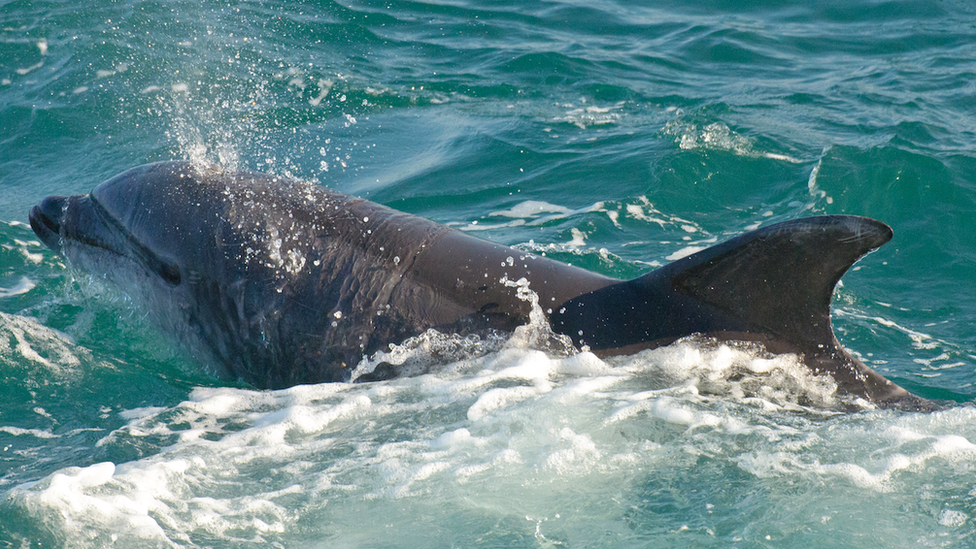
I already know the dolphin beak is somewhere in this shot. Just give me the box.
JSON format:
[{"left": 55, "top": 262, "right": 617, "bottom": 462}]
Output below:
[{"left": 30, "top": 196, "right": 68, "bottom": 252}]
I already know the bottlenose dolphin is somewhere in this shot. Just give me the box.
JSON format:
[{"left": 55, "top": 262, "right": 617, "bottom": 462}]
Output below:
[{"left": 29, "top": 161, "right": 929, "bottom": 409}]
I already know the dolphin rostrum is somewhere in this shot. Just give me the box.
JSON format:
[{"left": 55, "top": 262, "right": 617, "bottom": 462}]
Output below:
[{"left": 29, "top": 161, "right": 930, "bottom": 409}]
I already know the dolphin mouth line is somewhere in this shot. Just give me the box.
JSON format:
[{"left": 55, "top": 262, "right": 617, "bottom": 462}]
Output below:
[{"left": 87, "top": 192, "right": 183, "bottom": 287}]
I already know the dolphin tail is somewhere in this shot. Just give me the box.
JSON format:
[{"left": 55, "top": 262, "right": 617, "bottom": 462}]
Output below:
[{"left": 555, "top": 215, "right": 930, "bottom": 409}]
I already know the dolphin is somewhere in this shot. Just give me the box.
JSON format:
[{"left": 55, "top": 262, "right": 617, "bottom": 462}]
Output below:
[{"left": 29, "top": 161, "right": 930, "bottom": 409}]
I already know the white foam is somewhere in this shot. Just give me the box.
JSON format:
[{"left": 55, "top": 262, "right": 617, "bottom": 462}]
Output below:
[
  {"left": 15, "top": 61, "right": 43, "bottom": 75},
  {"left": 939, "top": 509, "right": 968, "bottom": 527},
  {"left": 0, "top": 312, "right": 81, "bottom": 372},
  {"left": 489, "top": 200, "right": 572, "bottom": 219},
  {"left": 468, "top": 384, "right": 546, "bottom": 421},
  {"left": 0, "top": 276, "right": 35, "bottom": 297},
  {"left": 553, "top": 101, "right": 625, "bottom": 129},
  {"left": 0, "top": 426, "right": 58, "bottom": 439},
  {"left": 666, "top": 245, "right": 706, "bottom": 261},
  {"left": 8, "top": 321, "right": 975, "bottom": 546},
  {"left": 566, "top": 227, "right": 587, "bottom": 248}
]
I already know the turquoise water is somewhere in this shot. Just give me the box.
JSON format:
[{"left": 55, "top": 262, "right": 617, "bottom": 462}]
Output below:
[{"left": 3, "top": 0, "right": 976, "bottom": 546}]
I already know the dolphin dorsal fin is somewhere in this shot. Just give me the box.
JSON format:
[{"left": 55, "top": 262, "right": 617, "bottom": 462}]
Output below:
[
  {"left": 554, "top": 215, "right": 915, "bottom": 405},
  {"left": 662, "top": 215, "right": 892, "bottom": 351}
]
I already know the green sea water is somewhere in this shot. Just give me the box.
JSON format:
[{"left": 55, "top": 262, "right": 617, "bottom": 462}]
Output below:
[{"left": 2, "top": 0, "right": 976, "bottom": 547}]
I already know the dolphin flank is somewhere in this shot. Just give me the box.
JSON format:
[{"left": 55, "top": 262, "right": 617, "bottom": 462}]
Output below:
[{"left": 29, "top": 161, "right": 931, "bottom": 409}]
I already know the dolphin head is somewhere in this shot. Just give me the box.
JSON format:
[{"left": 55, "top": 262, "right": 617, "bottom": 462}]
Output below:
[
  {"left": 29, "top": 162, "right": 220, "bottom": 290},
  {"left": 28, "top": 162, "right": 251, "bottom": 378},
  {"left": 28, "top": 161, "right": 333, "bottom": 383}
]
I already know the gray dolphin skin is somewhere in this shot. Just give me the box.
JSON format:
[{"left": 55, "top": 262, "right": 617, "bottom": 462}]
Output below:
[{"left": 29, "top": 161, "right": 931, "bottom": 409}]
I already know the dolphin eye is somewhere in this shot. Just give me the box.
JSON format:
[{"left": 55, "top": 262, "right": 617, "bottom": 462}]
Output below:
[{"left": 156, "top": 261, "right": 182, "bottom": 287}]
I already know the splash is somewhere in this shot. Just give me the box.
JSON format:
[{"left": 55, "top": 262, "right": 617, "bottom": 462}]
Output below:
[
  {"left": 499, "top": 276, "right": 577, "bottom": 356},
  {"left": 352, "top": 276, "right": 577, "bottom": 382},
  {"left": 552, "top": 100, "right": 625, "bottom": 129},
  {"left": 0, "top": 311, "right": 82, "bottom": 374},
  {"left": 662, "top": 118, "right": 801, "bottom": 163},
  {"left": 160, "top": 85, "right": 248, "bottom": 172}
]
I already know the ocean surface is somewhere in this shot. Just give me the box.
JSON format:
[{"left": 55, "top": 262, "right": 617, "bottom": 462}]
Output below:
[{"left": 3, "top": 0, "right": 976, "bottom": 546}]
